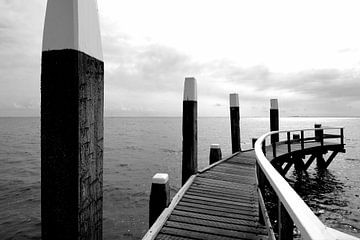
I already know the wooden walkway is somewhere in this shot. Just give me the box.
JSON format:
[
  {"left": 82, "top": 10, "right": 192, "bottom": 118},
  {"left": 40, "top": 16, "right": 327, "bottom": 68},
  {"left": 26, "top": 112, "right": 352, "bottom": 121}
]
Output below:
[
  {"left": 144, "top": 139, "right": 345, "bottom": 240},
  {"left": 156, "top": 150, "right": 268, "bottom": 240}
]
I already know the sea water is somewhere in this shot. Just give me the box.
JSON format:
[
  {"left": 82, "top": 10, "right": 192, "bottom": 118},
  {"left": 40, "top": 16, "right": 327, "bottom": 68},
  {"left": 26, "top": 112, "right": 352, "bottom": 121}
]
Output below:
[{"left": 0, "top": 117, "right": 359, "bottom": 239}]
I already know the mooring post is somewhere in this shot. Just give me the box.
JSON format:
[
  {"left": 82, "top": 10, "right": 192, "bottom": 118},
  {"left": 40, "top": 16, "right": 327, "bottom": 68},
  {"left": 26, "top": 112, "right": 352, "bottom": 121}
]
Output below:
[
  {"left": 252, "top": 138, "right": 257, "bottom": 148},
  {"left": 209, "top": 144, "right": 222, "bottom": 165},
  {"left": 300, "top": 131, "right": 304, "bottom": 150},
  {"left": 41, "top": 1, "right": 103, "bottom": 239},
  {"left": 149, "top": 173, "right": 170, "bottom": 227},
  {"left": 182, "top": 77, "right": 198, "bottom": 185},
  {"left": 278, "top": 201, "right": 294, "bottom": 240},
  {"left": 270, "top": 99, "right": 279, "bottom": 144},
  {"left": 229, "top": 93, "right": 241, "bottom": 153}
]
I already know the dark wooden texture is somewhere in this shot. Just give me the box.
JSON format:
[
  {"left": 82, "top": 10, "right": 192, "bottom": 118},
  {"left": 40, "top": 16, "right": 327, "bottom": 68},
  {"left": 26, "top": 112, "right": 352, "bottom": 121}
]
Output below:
[
  {"left": 270, "top": 109, "right": 279, "bottom": 143},
  {"left": 230, "top": 106, "right": 241, "bottom": 153},
  {"left": 209, "top": 147, "right": 222, "bottom": 165},
  {"left": 41, "top": 49, "right": 104, "bottom": 240},
  {"left": 182, "top": 101, "right": 198, "bottom": 185},
  {"left": 150, "top": 182, "right": 170, "bottom": 227}
]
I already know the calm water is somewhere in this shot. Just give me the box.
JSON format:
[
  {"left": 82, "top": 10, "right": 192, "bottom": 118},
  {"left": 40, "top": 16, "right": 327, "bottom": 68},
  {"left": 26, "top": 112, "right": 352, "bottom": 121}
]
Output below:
[{"left": 0, "top": 117, "right": 359, "bottom": 239}]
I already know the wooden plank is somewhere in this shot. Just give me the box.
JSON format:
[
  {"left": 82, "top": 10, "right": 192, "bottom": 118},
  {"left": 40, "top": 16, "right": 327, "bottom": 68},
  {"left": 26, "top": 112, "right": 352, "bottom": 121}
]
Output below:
[
  {"left": 168, "top": 215, "right": 268, "bottom": 235},
  {"left": 160, "top": 227, "right": 268, "bottom": 240},
  {"left": 188, "top": 187, "right": 255, "bottom": 200},
  {"left": 185, "top": 191, "right": 255, "bottom": 204},
  {"left": 189, "top": 185, "right": 256, "bottom": 197},
  {"left": 174, "top": 205, "right": 256, "bottom": 222},
  {"left": 194, "top": 177, "right": 256, "bottom": 190},
  {"left": 156, "top": 233, "right": 195, "bottom": 240},
  {"left": 191, "top": 182, "right": 256, "bottom": 195},
  {"left": 163, "top": 221, "right": 267, "bottom": 240},
  {"left": 177, "top": 201, "right": 257, "bottom": 217},
  {"left": 171, "top": 209, "right": 263, "bottom": 228}
]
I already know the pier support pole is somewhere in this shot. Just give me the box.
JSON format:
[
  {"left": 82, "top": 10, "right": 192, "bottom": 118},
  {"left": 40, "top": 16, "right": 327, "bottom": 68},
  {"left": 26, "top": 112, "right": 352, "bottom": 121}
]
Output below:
[
  {"left": 182, "top": 77, "right": 197, "bottom": 185},
  {"left": 270, "top": 99, "right": 279, "bottom": 144},
  {"left": 229, "top": 93, "right": 241, "bottom": 153},
  {"left": 149, "top": 173, "right": 170, "bottom": 227},
  {"left": 278, "top": 201, "right": 294, "bottom": 240},
  {"left": 41, "top": 1, "right": 104, "bottom": 239},
  {"left": 209, "top": 144, "right": 222, "bottom": 165},
  {"left": 314, "top": 124, "right": 326, "bottom": 168}
]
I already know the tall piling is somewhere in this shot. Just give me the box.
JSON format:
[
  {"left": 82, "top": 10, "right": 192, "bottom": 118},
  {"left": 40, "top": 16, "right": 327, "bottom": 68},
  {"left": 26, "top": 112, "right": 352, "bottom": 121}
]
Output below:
[
  {"left": 182, "top": 77, "right": 197, "bottom": 185},
  {"left": 230, "top": 93, "right": 241, "bottom": 153},
  {"left": 270, "top": 99, "right": 279, "bottom": 144},
  {"left": 41, "top": 1, "right": 104, "bottom": 239},
  {"left": 149, "top": 173, "right": 170, "bottom": 227}
]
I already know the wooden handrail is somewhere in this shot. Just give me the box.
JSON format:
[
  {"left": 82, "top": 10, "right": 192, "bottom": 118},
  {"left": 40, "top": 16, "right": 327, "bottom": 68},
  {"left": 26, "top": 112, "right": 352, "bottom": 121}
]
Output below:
[{"left": 254, "top": 127, "right": 357, "bottom": 240}]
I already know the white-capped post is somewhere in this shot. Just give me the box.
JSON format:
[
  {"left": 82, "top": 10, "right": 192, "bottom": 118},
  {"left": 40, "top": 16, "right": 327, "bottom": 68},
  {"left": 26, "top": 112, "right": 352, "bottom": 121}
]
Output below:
[
  {"left": 41, "top": 1, "right": 104, "bottom": 239},
  {"left": 230, "top": 93, "right": 241, "bottom": 153},
  {"left": 209, "top": 144, "right": 222, "bottom": 165},
  {"left": 149, "top": 173, "right": 170, "bottom": 227},
  {"left": 270, "top": 99, "right": 279, "bottom": 144},
  {"left": 182, "top": 77, "right": 198, "bottom": 185}
]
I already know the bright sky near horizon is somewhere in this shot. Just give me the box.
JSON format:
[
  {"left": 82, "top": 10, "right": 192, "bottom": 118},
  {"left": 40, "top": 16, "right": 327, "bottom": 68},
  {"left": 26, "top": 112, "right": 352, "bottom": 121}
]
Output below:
[{"left": 0, "top": 0, "right": 359, "bottom": 116}]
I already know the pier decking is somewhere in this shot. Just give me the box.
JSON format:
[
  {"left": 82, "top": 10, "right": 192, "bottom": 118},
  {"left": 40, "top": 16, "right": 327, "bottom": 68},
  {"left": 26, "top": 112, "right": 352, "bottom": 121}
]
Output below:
[{"left": 143, "top": 134, "right": 353, "bottom": 240}]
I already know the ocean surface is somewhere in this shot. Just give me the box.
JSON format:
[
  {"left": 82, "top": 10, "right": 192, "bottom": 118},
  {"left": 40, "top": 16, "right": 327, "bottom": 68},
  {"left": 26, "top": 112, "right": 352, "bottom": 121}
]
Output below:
[{"left": 0, "top": 117, "right": 359, "bottom": 239}]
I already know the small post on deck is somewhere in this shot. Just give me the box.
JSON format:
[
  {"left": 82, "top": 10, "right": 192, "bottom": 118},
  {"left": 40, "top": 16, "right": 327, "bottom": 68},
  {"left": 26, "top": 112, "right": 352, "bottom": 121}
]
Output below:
[
  {"left": 252, "top": 138, "right": 257, "bottom": 148},
  {"left": 229, "top": 93, "right": 241, "bottom": 153},
  {"left": 41, "top": 1, "right": 104, "bottom": 239},
  {"left": 182, "top": 77, "right": 198, "bottom": 185},
  {"left": 209, "top": 144, "right": 222, "bottom": 165},
  {"left": 149, "top": 173, "right": 170, "bottom": 227},
  {"left": 270, "top": 99, "right": 279, "bottom": 144}
]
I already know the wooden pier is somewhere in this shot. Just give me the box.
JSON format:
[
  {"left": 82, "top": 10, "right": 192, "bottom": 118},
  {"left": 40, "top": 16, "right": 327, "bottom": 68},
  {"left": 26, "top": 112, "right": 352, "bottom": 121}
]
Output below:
[
  {"left": 143, "top": 130, "right": 353, "bottom": 240},
  {"left": 143, "top": 79, "right": 358, "bottom": 240}
]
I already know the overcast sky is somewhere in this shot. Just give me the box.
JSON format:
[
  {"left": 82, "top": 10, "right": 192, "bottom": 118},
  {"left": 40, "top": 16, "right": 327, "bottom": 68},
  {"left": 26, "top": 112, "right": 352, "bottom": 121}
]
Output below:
[{"left": 0, "top": 0, "right": 359, "bottom": 116}]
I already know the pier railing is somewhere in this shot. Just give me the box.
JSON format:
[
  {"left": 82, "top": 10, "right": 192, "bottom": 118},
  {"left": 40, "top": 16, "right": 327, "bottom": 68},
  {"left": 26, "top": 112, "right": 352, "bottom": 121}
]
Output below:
[{"left": 254, "top": 127, "right": 358, "bottom": 240}]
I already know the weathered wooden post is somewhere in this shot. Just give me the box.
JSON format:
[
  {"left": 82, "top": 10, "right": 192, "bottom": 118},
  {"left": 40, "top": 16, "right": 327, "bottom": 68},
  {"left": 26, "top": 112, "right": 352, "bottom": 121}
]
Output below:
[
  {"left": 314, "top": 124, "right": 325, "bottom": 168},
  {"left": 252, "top": 138, "right": 257, "bottom": 148},
  {"left": 278, "top": 201, "right": 294, "bottom": 240},
  {"left": 270, "top": 99, "right": 279, "bottom": 144},
  {"left": 229, "top": 93, "right": 241, "bottom": 153},
  {"left": 41, "top": 1, "right": 104, "bottom": 239},
  {"left": 314, "top": 123, "right": 324, "bottom": 145},
  {"left": 149, "top": 173, "right": 170, "bottom": 227},
  {"left": 209, "top": 144, "right": 222, "bottom": 165},
  {"left": 182, "top": 77, "right": 197, "bottom": 185}
]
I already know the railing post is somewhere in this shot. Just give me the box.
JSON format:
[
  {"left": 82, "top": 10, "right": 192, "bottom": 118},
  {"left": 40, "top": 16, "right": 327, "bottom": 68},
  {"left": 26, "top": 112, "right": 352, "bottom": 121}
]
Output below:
[
  {"left": 149, "top": 173, "right": 170, "bottom": 227},
  {"left": 300, "top": 131, "right": 304, "bottom": 150},
  {"left": 287, "top": 132, "right": 291, "bottom": 153},
  {"left": 209, "top": 144, "right": 222, "bottom": 165},
  {"left": 229, "top": 93, "right": 241, "bottom": 153},
  {"left": 278, "top": 200, "right": 294, "bottom": 240},
  {"left": 314, "top": 123, "right": 323, "bottom": 146},
  {"left": 340, "top": 128, "right": 344, "bottom": 145},
  {"left": 182, "top": 77, "right": 198, "bottom": 185},
  {"left": 270, "top": 99, "right": 279, "bottom": 144},
  {"left": 41, "top": 1, "right": 104, "bottom": 239},
  {"left": 256, "top": 162, "right": 265, "bottom": 225}
]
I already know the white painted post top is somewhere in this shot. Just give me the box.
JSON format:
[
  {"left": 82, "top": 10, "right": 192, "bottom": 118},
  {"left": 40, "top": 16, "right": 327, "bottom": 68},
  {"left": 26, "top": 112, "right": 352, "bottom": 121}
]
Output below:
[
  {"left": 210, "top": 144, "right": 220, "bottom": 149},
  {"left": 270, "top": 99, "right": 278, "bottom": 109},
  {"left": 229, "top": 93, "right": 239, "bottom": 107},
  {"left": 42, "top": 0, "right": 103, "bottom": 61},
  {"left": 152, "top": 173, "right": 169, "bottom": 184},
  {"left": 183, "top": 77, "right": 197, "bottom": 101}
]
